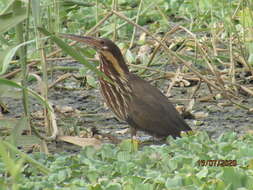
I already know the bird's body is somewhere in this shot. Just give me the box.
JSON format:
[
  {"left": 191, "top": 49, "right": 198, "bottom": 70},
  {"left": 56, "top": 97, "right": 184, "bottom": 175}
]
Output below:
[
  {"left": 100, "top": 69, "right": 191, "bottom": 138},
  {"left": 61, "top": 34, "right": 192, "bottom": 138}
]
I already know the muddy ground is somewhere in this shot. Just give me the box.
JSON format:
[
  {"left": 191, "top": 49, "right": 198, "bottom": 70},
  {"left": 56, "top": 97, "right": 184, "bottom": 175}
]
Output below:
[{"left": 2, "top": 61, "right": 253, "bottom": 149}]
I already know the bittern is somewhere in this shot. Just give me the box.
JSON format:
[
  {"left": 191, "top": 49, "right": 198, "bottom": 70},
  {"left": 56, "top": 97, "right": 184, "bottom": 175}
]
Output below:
[{"left": 61, "top": 34, "right": 192, "bottom": 138}]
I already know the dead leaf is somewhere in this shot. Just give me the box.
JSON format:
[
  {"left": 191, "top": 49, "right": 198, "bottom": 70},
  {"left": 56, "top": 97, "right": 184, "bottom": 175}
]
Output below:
[
  {"left": 248, "top": 108, "right": 253, "bottom": 113},
  {"left": 115, "top": 128, "right": 129, "bottom": 134},
  {"left": 57, "top": 135, "right": 101, "bottom": 149},
  {"left": 175, "top": 105, "right": 185, "bottom": 114},
  {"left": 198, "top": 94, "right": 217, "bottom": 102},
  {"left": 175, "top": 78, "right": 191, "bottom": 87},
  {"left": 217, "top": 102, "right": 232, "bottom": 107},
  {"left": 247, "top": 130, "right": 253, "bottom": 135},
  {"left": 186, "top": 99, "right": 195, "bottom": 112},
  {"left": 193, "top": 111, "right": 209, "bottom": 119},
  {"left": 138, "top": 32, "right": 146, "bottom": 43},
  {"left": 0, "top": 101, "right": 9, "bottom": 114},
  {"left": 55, "top": 105, "right": 75, "bottom": 113},
  {"left": 240, "top": 85, "right": 253, "bottom": 96}
]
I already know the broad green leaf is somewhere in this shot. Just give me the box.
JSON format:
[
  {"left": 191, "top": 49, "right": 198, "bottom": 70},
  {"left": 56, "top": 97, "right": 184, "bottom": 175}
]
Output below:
[
  {"left": 0, "top": 78, "right": 22, "bottom": 88},
  {"left": 0, "top": 79, "right": 22, "bottom": 99},
  {"left": 57, "top": 170, "right": 69, "bottom": 182},
  {"left": 31, "top": 0, "right": 41, "bottom": 26},
  {"left": 86, "top": 75, "right": 98, "bottom": 88},
  {"left": 89, "top": 183, "right": 103, "bottom": 190},
  {"left": 245, "top": 176, "right": 253, "bottom": 189},
  {"left": 221, "top": 167, "right": 243, "bottom": 189},
  {"left": 0, "top": 7, "right": 27, "bottom": 34},
  {"left": 0, "top": 143, "right": 24, "bottom": 180},
  {"left": 27, "top": 88, "right": 52, "bottom": 111},
  {"left": 196, "top": 167, "right": 208, "bottom": 179},
  {"left": 0, "top": 131, "right": 252, "bottom": 188},
  {"left": 0, "top": 0, "right": 16, "bottom": 15},
  {"left": 119, "top": 139, "right": 138, "bottom": 152},
  {"left": 165, "top": 176, "right": 183, "bottom": 188},
  {"left": 2, "top": 141, "right": 50, "bottom": 175},
  {"left": 105, "top": 183, "right": 121, "bottom": 190},
  {"left": 0, "top": 39, "right": 35, "bottom": 75},
  {"left": 0, "top": 141, "right": 17, "bottom": 173},
  {"left": 86, "top": 171, "right": 99, "bottom": 183},
  {"left": 238, "top": 7, "right": 253, "bottom": 27},
  {"left": 167, "top": 157, "right": 178, "bottom": 170},
  {"left": 117, "top": 151, "right": 132, "bottom": 162},
  {"left": 214, "top": 180, "right": 227, "bottom": 190},
  {"left": 134, "top": 183, "right": 154, "bottom": 190}
]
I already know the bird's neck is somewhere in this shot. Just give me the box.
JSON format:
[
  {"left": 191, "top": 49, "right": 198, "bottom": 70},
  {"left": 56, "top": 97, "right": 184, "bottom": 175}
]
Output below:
[{"left": 99, "top": 54, "right": 129, "bottom": 81}]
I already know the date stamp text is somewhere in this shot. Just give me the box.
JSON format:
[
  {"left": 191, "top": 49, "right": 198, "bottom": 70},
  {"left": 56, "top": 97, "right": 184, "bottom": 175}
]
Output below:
[{"left": 197, "top": 160, "right": 237, "bottom": 167}]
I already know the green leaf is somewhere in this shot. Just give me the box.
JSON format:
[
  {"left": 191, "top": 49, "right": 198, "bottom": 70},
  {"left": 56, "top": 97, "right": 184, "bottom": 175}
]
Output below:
[
  {"left": 134, "top": 183, "right": 154, "bottom": 190},
  {"left": 0, "top": 131, "right": 252, "bottom": 188},
  {"left": 0, "top": 0, "right": 16, "bottom": 15},
  {"left": 0, "top": 141, "right": 18, "bottom": 175},
  {"left": 119, "top": 139, "right": 138, "bottom": 152},
  {"left": 117, "top": 151, "right": 132, "bottom": 162},
  {"left": 31, "top": 0, "right": 41, "bottom": 26},
  {"left": 0, "top": 7, "right": 27, "bottom": 34},
  {"left": 87, "top": 171, "right": 99, "bottom": 183},
  {"left": 214, "top": 180, "right": 227, "bottom": 190},
  {"left": 0, "top": 39, "right": 35, "bottom": 75},
  {"left": 2, "top": 141, "right": 50, "bottom": 175},
  {"left": 196, "top": 167, "right": 208, "bottom": 179},
  {"left": 221, "top": 167, "right": 243, "bottom": 189},
  {"left": 57, "top": 170, "right": 69, "bottom": 182},
  {"left": 238, "top": 8, "right": 253, "bottom": 27},
  {"left": 27, "top": 88, "right": 52, "bottom": 112},
  {"left": 165, "top": 176, "right": 183, "bottom": 188},
  {"left": 105, "top": 183, "right": 121, "bottom": 190},
  {"left": 167, "top": 157, "right": 178, "bottom": 170},
  {"left": 0, "top": 78, "right": 22, "bottom": 88},
  {"left": 86, "top": 75, "right": 98, "bottom": 88},
  {"left": 89, "top": 183, "right": 103, "bottom": 190}
]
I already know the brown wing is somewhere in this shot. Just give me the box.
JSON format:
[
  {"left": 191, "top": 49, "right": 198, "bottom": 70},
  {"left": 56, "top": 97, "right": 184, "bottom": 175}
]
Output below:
[{"left": 126, "top": 73, "right": 191, "bottom": 138}]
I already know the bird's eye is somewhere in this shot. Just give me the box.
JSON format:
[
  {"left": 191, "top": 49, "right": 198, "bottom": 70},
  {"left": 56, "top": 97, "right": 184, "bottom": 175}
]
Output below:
[{"left": 99, "top": 40, "right": 108, "bottom": 50}]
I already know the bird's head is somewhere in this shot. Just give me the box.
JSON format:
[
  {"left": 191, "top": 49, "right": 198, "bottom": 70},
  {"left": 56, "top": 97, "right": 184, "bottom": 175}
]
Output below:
[{"left": 60, "top": 34, "right": 129, "bottom": 77}]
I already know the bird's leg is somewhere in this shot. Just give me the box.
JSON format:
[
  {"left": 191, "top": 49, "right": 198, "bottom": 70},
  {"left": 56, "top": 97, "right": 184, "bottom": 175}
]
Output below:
[
  {"left": 130, "top": 127, "right": 137, "bottom": 141},
  {"left": 130, "top": 127, "right": 138, "bottom": 151}
]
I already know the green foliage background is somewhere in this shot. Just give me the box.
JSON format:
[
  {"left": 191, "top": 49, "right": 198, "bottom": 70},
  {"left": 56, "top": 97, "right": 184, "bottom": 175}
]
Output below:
[{"left": 1, "top": 132, "right": 252, "bottom": 190}]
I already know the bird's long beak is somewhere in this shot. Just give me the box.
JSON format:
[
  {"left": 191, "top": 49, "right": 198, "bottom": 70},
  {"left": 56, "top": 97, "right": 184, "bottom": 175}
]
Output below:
[{"left": 59, "top": 33, "right": 102, "bottom": 49}]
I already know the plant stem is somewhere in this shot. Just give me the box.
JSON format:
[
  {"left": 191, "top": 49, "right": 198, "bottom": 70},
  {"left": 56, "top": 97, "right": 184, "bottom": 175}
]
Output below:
[
  {"left": 13, "top": 0, "right": 30, "bottom": 133},
  {"left": 130, "top": 0, "right": 143, "bottom": 48}
]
